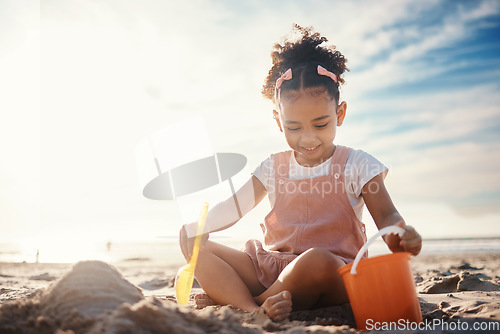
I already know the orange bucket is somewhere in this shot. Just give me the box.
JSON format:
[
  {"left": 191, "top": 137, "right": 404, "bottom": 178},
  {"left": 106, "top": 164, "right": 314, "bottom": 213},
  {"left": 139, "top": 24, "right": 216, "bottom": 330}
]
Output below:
[{"left": 338, "top": 226, "right": 422, "bottom": 330}]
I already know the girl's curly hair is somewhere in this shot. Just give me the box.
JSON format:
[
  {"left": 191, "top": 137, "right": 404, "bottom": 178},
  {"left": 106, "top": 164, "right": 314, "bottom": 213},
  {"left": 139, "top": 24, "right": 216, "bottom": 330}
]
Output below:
[{"left": 262, "top": 24, "right": 349, "bottom": 104}]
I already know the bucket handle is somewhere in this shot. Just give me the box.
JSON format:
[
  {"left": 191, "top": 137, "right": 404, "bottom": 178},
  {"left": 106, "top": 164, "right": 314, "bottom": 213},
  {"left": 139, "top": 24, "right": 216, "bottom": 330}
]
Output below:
[{"left": 350, "top": 225, "right": 405, "bottom": 275}]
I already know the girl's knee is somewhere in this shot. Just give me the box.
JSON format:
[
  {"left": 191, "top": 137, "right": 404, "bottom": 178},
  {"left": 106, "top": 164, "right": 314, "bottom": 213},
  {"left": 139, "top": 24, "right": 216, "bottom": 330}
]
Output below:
[
  {"left": 298, "top": 248, "right": 344, "bottom": 282},
  {"left": 198, "top": 240, "right": 218, "bottom": 254},
  {"left": 196, "top": 241, "right": 218, "bottom": 260},
  {"left": 302, "top": 248, "right": 344, "bottom": 266}
]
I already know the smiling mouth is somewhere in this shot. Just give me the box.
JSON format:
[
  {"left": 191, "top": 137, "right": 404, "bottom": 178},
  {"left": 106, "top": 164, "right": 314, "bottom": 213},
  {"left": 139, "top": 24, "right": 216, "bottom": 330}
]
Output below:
[{"left": 303, "top": 145, "right": 320, "bottom": 152}]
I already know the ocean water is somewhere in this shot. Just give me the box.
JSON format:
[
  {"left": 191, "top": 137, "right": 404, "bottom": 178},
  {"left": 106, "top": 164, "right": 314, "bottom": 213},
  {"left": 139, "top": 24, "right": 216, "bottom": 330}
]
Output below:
[{"left": 1, "top": 237, "right": 499, "bottom": 264}]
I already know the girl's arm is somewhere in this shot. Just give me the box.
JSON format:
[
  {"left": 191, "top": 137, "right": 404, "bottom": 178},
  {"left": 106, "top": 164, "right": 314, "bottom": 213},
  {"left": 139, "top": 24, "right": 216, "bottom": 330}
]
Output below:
[
  {"left": 362, "top": 174, "right": 422, "bottom": 255},
  {"left": 180, "top": 174, "right": 267, "bottom": 260}
]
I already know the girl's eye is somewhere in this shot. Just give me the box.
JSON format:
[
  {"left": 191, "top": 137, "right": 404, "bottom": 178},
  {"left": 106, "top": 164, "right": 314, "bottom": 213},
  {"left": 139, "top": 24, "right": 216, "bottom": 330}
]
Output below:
[
  {"left": 286, "top": 127, "right": 300, "bottom": 131},
  {"left": 315, "top": 123, "right": 328, "bottom": 128}
]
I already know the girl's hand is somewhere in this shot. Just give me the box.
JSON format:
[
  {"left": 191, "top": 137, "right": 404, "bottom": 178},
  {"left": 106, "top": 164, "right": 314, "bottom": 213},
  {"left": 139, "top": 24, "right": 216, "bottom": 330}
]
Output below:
[
  {"left": 385, "top": 221, "right": 422, "bottom": 256},
  {"left": 179, "top": 225, "right": 209, "bottom": 261}
]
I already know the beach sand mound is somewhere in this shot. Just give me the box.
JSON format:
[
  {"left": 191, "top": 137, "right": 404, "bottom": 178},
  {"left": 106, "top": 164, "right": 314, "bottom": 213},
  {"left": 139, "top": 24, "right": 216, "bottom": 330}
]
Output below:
[
  {"left": 418, "top": 269, "right": 500, "bottom": 294},
  {"left": 0, "top": 260, "right": 144, "bottom": 333}
]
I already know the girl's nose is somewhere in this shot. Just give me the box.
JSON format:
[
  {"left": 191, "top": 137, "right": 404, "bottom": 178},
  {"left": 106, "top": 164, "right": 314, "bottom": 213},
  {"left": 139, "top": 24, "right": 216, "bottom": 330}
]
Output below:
[{"left": 300, "top": 130, "right": 318, "bottom": 145}]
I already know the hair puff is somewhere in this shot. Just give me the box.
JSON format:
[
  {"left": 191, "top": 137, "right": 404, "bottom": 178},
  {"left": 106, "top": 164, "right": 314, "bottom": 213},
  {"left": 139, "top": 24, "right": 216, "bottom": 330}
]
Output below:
[{"left": 262, "top": 24, "right": 349, "bottom": 103}]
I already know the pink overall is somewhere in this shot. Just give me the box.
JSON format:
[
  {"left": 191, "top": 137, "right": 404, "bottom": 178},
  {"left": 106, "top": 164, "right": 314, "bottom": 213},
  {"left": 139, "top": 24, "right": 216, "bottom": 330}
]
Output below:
[{"left": 245, "top": 145, "right": 368, "bottom": 288}]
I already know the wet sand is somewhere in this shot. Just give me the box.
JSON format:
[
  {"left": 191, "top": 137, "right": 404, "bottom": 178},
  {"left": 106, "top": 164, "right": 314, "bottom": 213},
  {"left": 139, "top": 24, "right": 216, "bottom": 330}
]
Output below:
[{"left": 0, "top": 253, "right": 499, "bottom": 333}]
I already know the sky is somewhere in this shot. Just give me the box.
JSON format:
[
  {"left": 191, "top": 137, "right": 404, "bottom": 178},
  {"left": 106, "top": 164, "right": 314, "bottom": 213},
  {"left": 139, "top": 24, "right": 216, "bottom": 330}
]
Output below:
[{"left": 1, "top": 0, "right": 500, "bottom": 255}]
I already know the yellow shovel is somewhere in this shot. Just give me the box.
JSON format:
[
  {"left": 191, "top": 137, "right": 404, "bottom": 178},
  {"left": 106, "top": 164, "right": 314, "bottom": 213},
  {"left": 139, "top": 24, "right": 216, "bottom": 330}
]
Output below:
[{"left": 175, "top": 202, "right": 209, "bottom": 305}]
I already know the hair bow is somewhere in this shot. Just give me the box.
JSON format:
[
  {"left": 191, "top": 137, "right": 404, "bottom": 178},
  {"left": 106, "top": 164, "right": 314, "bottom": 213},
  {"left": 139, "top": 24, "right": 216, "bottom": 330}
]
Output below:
[
  {"left": 275, "top": 68, "right": 293, "bottom": 90},
  {"left": 317, "top": 65, "right": 337, "bottom": 83}
]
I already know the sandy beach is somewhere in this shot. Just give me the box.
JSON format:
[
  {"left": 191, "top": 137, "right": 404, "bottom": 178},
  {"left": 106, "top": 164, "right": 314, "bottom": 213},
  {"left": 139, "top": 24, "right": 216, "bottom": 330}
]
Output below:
[{"left": 0, "top": 252, "right": 499, "bottom": 333}]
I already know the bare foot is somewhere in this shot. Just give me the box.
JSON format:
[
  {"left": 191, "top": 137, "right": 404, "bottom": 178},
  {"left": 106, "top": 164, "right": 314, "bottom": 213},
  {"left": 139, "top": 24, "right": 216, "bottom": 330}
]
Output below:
[
  {"left": 260, "top": 291, "right": 292, "bottom": 322},
  {"left": 194, "top": 292, "right": 219, "bottom": 309}
]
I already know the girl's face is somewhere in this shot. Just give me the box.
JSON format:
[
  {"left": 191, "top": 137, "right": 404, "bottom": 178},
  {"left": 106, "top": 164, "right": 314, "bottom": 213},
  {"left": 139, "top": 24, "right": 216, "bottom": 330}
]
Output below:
[{"left": 274, "top": 88, "right": 346, "bottom": 167}]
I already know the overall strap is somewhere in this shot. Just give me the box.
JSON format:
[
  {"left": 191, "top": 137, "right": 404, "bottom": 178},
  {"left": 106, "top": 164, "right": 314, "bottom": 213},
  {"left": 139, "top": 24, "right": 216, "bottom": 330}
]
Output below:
[
  {"left": 330, "top": 145, "right": 352, "bottom": 174},
  {"left": 273, "top": 150, "right": 292, "bottom": 179}
]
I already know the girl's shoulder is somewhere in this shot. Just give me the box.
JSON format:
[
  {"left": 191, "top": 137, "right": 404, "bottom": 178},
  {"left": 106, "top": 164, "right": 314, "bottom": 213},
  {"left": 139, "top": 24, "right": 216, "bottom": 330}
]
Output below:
[
  {"left": 253, "top": 150, "right": 292, "bottom": 181},
  {"left": 270, "top": 150, "right": 293, "bottom": 160},
  {"left": 345, "top": 148, "right": 388, "bottom": 196},
  {"left": 347, "top": 148, "right": 377, "bottom": 162},
  {"left": 260, "top": 150, "right": 293, "bottom": 168},
  {"left": 346, "top": 148, "right": 386, "bottom": 169}
]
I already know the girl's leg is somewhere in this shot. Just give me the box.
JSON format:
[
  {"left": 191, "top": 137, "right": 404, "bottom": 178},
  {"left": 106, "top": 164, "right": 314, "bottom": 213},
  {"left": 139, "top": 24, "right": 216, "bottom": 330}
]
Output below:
[
  {"left": 255, "top": 247, "right": 348, "bottom": 310},
  {"left": 194, "top": 240, "right": 292, "bottom": 320}
]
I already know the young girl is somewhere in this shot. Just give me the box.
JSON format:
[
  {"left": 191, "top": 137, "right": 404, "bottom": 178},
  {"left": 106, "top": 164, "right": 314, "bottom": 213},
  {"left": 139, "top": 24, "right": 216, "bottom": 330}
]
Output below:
[{"left": 179, "top": 24, "right": 422, "bottom": 322}]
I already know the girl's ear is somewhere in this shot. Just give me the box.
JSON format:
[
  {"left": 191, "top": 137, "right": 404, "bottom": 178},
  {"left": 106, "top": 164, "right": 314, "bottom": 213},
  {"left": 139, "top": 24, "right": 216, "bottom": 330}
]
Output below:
[
  {"left": 273, "top": 110, "right": 283, "bottom": 132},
  {"left": 336, "top": 101, "right": 347, "bottom": 126}
]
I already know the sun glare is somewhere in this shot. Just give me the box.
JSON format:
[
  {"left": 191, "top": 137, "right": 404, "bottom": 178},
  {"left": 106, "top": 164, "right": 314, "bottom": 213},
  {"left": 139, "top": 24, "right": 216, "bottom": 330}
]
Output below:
[{"left": 14, "top": 235, "right": 112, "bottom": 264}]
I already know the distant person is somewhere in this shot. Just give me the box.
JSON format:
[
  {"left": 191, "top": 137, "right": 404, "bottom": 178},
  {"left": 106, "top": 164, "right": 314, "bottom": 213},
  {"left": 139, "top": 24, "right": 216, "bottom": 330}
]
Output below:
[{"left": 179, "top": 24, "right": 422, "bottom": 321}]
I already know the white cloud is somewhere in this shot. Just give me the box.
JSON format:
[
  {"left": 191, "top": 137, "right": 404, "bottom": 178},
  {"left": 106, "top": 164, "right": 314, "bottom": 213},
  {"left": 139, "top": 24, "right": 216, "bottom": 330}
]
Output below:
[
  {"left": 342, "top": 0, "right": 500, "bottom": 98},
  {"left": 456, "top": 0, "right": 500, "bottom": 21}
]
